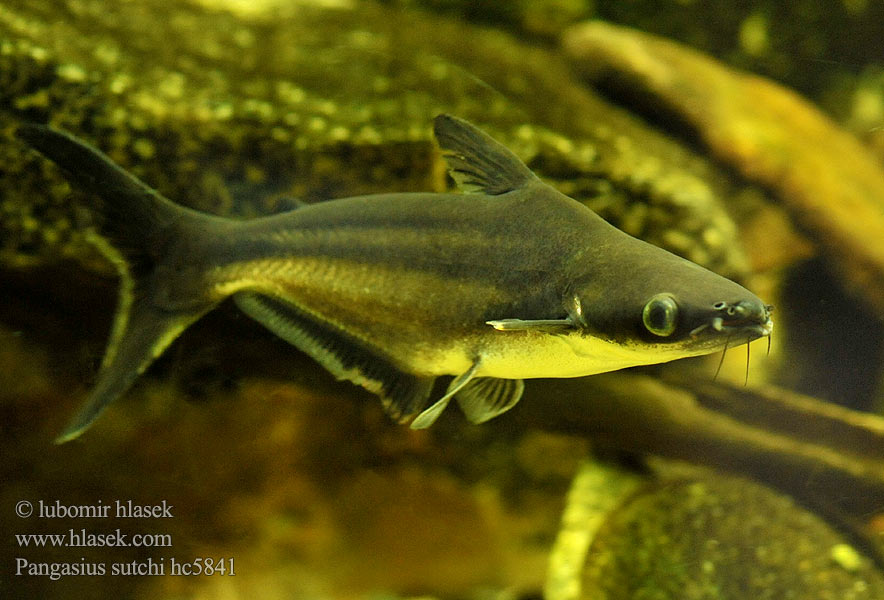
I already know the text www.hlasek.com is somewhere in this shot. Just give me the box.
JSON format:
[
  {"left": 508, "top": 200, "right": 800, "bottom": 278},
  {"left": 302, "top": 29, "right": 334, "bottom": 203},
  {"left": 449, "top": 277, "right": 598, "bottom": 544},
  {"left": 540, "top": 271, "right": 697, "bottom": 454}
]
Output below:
[
  {"left": 16, "top": 528, "right": 171, "bottom": 548},
  {"left": 15, "top": 499, "right": 235, "bottom": 580}
]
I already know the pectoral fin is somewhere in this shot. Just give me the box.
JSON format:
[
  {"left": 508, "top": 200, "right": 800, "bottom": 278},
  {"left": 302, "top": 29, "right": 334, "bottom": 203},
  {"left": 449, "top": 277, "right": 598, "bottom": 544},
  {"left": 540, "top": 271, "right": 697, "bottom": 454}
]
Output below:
[
  {"left": 486, "top": 295, "right": 587, "bottom": 332},
  {"left": 486, "top": 318, "right": 575, "bottom": 331},
  {"left": 234, "top": 292, "right": 434, "bottom": 420}
]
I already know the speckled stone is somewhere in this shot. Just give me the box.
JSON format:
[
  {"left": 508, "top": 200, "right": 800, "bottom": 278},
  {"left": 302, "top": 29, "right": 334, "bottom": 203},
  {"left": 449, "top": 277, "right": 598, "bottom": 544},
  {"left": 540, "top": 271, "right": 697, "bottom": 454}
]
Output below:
[
  {"left": 1, "top": 0, "right": 752, "bottom": 280},
  {"left": 579, "top": 472, "right": 884, "bottom": 600}
]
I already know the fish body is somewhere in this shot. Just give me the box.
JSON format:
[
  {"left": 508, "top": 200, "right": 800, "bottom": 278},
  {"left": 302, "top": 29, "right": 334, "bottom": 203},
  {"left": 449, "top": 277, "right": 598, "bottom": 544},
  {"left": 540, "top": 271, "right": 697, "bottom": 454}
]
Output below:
[
  {"left": 203, "top": 191, "right": 744, "bottom": 377},
  {"left": 17, "top": 115, "right": 772, "bottom": 441}
]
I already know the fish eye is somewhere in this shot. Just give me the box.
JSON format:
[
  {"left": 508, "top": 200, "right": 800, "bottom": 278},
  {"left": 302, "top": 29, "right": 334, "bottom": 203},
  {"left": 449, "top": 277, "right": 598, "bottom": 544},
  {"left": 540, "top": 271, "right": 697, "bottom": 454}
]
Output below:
[{"left": 642, "top": 293, "right": 678, "bottom": 337}]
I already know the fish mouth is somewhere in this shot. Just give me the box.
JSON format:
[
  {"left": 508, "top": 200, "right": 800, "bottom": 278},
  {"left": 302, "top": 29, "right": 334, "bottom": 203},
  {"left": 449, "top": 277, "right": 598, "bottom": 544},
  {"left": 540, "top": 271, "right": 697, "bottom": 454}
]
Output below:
[
  {"left": 690, "top": 314, "right": 774, "bottom": 343},
  {"left": 709, "top": 316, "right": 773, "bottom": 339},
  {"left": 690, "top": 300, "right": 774, "bottom": 343}
]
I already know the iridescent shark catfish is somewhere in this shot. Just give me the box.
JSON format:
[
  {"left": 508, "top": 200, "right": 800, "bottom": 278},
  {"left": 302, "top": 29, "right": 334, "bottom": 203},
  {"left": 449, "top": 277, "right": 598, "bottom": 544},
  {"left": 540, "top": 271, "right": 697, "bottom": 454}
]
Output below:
[{"left": 18, "top": 115, "right": 772, "bottom": 443}]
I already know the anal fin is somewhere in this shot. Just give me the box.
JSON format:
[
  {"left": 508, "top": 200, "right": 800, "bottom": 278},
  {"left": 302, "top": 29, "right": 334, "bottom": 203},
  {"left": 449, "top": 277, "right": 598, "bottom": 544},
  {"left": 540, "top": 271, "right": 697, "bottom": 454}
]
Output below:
[{"left": 234, "top": 292, "right": 433, "bottom": 420}]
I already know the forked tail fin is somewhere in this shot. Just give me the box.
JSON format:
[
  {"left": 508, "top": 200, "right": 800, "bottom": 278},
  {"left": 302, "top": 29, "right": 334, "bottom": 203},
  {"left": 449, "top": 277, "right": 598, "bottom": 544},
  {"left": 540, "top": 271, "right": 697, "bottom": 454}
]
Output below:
[{"left": 17, "top": 125, "right": 219, "bottom": 443}]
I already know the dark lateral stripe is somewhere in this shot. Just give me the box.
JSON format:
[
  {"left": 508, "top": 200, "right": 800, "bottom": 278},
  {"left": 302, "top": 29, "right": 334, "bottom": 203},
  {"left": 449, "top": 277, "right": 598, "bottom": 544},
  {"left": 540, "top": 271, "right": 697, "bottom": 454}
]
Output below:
[{"left": 209, "top": 223, "right": 555, "bottom": 288}]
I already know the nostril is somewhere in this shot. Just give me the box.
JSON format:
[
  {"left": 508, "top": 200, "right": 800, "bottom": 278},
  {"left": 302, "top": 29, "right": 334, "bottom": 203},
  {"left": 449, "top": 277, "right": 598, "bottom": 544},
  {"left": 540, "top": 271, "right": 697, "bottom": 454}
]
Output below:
[{"left": 713, "top": 301, "right": 726, "bottom": 310}]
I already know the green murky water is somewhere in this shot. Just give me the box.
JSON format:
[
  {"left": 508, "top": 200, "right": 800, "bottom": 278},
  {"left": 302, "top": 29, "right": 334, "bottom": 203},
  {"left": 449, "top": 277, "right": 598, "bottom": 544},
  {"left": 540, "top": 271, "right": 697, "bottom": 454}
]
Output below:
[{"left": 2, "top": 1, "right": 884, "bottom": 598}]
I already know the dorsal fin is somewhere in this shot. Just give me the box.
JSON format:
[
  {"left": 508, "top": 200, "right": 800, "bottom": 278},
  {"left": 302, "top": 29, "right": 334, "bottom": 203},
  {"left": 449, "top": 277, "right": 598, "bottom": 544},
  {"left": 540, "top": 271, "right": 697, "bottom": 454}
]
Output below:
[{"left": 433, "top": 114, "right": 540, "bottom": 195}]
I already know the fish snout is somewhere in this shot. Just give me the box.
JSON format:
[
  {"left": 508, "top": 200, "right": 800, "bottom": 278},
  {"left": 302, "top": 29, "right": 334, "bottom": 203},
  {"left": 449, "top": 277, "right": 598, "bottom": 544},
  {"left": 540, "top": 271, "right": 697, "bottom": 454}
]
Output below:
[{"left": 710, "top": 300, "right": 773, "bottom": 337}]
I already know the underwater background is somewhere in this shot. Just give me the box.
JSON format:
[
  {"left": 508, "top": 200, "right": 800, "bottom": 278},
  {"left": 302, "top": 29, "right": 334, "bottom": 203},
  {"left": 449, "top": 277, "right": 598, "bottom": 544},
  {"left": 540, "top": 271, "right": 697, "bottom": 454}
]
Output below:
[{"left": 2, "top": 0, "right": 884, "bottom": 598}]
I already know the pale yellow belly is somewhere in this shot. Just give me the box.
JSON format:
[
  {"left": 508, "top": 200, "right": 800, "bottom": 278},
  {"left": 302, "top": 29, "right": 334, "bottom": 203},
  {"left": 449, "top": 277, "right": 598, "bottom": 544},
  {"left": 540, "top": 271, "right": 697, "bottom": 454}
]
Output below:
[{"left": 405, "top": 330, "right": 713, "bottom": 380}]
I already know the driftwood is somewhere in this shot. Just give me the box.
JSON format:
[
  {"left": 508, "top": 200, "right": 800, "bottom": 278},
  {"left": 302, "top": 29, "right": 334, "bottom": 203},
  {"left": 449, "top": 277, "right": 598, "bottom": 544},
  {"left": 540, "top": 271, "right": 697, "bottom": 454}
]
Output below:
[
  {"left": 564, "top": 20, "right": 884, "bottom": 315},
  {"left": 516, "top": 371, "right": 884, "bottom": 563}
]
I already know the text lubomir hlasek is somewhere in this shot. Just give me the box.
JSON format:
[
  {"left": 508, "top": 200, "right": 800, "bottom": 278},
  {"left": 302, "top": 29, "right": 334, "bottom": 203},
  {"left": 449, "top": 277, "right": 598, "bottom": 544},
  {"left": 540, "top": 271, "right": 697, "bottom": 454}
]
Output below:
[{"left": 37, "top": 500, "right": 173, "bottom": 519}]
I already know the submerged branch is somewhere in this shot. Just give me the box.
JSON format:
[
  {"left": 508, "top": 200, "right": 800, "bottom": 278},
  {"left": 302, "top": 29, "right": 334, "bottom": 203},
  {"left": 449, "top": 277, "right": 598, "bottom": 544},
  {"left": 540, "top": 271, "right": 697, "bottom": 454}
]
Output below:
[{"left": 517, "top": 372, "right": 884, "bottom": 562}]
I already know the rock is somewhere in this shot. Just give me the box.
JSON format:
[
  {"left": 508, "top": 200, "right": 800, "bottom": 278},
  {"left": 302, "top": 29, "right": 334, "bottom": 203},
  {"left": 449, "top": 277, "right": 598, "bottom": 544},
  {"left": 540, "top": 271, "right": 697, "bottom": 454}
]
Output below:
[
  {"left": 1, "top": 0, "right": 754, "bottom": 280},
  {"left": 552, "top": 465, "right": 884, "bottom": 600}
]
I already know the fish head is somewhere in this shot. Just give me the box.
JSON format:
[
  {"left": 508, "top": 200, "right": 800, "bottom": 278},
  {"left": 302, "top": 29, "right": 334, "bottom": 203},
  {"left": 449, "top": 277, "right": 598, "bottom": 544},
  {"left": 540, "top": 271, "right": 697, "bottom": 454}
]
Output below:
[
  {"left": 636, "top": 290, "right": 774, "bottom": 352},
  {"left": 568, "top": 249, "right": 773, "bottom": 356}
]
